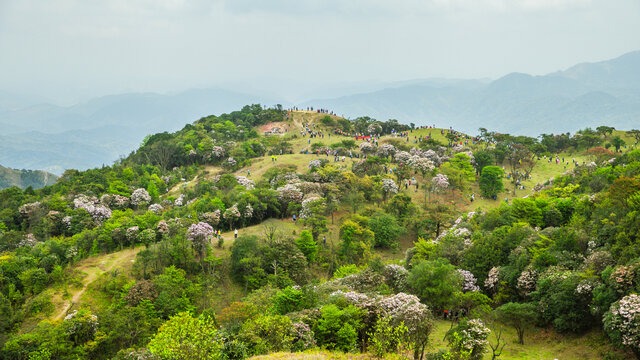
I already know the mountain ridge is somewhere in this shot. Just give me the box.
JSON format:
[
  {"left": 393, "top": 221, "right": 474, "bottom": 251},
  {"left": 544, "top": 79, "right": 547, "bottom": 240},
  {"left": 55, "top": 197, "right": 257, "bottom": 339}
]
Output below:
[{"left": 2, "top": 50, "right": 639, "bottom": 173}]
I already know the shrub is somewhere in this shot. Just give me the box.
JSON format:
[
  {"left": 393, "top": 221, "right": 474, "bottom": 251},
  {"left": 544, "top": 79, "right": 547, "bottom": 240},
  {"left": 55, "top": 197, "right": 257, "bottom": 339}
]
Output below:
[{"left": 368, "top": 213, "right": 404, "bottom": 249}]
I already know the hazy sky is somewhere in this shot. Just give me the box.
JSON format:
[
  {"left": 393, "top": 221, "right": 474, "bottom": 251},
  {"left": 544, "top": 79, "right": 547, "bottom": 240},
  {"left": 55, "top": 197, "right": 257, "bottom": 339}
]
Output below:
[{"left": 1, "top": 0, "right": 639, "bottom": 103}]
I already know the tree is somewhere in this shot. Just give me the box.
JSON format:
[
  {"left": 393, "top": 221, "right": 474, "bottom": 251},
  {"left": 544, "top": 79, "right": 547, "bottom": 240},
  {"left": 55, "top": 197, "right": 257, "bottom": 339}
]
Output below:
[
  {"left": 295, "top": 230, "right": 318, "bottom": 262},
  {"left": 494, "top": 302, "right": 537, "bottom": 345},
  {"left": 603, "top": 294, "right": 640, "bottom": 359},
  {"left": 479, "top": 166, "right": 504, "bottom": 199},
  {"left": 408, "top": 259, "right": 462, "bottom": 312},
  {"left": 596, "top": 126, "right": 615, "bottom": 137},
  {"left": 186, "top": 222, "right": 213, "bottom": 262},
  {"left": 611, "top": 136, "right": 625, "bottom": 152},
  {"left": 300, "top": 198, "right": 328, "bottom": 242},
  {"left": 488, "top": 327, "right": 507, "bottom": 360},
  {"left": 148, "top": 312, "right": 222, "bottom": 360},
  {"left": 445, "top": 318, "right": 491, "bottom": 360},
  {"left": 473, "top": 150, "right": 494, "bottom": 176},
  {"left": 505, "top": 144, "right": 533, "bottom": 194},
  {"left": 367, "top": 315, "right": 409, "bottom": 358},
  {"left": 629, "top": 129, "right": 640, "bottom": 144},
  {"left": 367, "top": 213, "right": 404, "bottom": 249},
  {"left": 343, "top": 190, "right": 365, "bottom": 214},
  {"left": 339, "top": 220, "right": 374, "bottom": 265},
  {"left": 315, "top": 304, "right": 363, "bottom": 352}
]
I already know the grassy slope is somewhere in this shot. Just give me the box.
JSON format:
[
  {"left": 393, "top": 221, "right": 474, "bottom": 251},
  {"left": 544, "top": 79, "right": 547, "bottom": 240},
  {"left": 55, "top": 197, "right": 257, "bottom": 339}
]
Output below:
[
  {"left": 250, "top": 320, "right": 627, "bottom": 359},
  {"left": 18, "top": 247, "right": 141, "bottom": 332},
  {"left": 23, "top": 111, "right": 638, "bottom": 356}
]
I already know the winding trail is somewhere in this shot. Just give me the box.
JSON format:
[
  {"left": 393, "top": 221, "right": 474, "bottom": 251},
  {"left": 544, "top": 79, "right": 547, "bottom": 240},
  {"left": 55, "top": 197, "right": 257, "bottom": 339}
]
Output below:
[{"left": 53, "top": 247, "right": 140, "bottom": 320}]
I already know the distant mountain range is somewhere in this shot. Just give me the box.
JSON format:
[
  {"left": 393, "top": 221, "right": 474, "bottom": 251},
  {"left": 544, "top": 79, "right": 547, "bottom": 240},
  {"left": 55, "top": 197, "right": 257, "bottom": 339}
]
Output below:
[
  {"left": 0, "top": 89, "right": 273, "bottom": 175},
  {"left": 0, "top": 165, "right": 58, "bottom": 190},
  {"left": 305, "top": 51, "right": 640, "bottom": 136},
  {"left": 1, "top": 50, "right": 639, "bottom": 175}
]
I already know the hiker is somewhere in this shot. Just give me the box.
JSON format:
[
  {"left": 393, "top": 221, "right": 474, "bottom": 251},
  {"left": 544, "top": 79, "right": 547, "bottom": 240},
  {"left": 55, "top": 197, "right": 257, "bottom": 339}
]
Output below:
[
  {"left": 293, "top": 214, "right": 297, "bottom": 223},
  {"left": 234, "top": 229, "right": 238, "bottom": 239}
]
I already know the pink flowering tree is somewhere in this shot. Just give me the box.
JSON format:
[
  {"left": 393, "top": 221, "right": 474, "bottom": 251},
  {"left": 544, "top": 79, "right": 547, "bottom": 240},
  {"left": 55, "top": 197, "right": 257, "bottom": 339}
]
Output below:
[
  {"left": 431, "top": 174, "right": 449, "bottom": 192},
  {"left": 186, "top": 222, "right": 214, "bottom": 260},
  {"left": 157, "top": 220, "right": 169, "bottom": 237},
  {"left": 603, "top": 294, "right": 640, "bottom": 358}
]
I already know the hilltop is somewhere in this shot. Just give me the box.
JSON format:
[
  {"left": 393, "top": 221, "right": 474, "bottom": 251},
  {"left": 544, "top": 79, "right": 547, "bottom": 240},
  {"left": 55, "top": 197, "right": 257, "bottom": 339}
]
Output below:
[{"left": 1, "top": 105, "right": 639, "bottom": 359}]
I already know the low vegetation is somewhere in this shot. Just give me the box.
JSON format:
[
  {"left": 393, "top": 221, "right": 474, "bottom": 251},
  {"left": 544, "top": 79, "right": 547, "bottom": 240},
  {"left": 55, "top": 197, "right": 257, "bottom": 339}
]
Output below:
[{"left": 1, "top": 105, "right": 639, "bottom": 359}]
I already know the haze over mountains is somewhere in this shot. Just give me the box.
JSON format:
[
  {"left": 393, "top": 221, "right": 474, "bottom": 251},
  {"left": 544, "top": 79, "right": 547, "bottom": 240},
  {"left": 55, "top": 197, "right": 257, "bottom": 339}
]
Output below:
[{"left": 2, "top": 50, "right": 639, "bottom": 175}]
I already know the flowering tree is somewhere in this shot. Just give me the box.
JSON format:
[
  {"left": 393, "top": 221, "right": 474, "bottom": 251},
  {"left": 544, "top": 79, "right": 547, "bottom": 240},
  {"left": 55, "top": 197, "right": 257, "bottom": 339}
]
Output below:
[
  {"left": 381, "top": 178, "right": 398, "bottom": 202},
  {"left": 200, "top": 210, "right": 221, "bottom": 227},
  {"left": 408, "top": 156, "right": 435, "bottom": 175},
  {"left": 603, "top": 294, "right": 640, "bottom": 358},
  {"left": 64, "top": 310, "right": 99, "bottom": 345},
  {"left": 291, "top": 321, "right": 317, "bottom": 351},
  {"left": 517, "top": 268, "right": 538, "bottom": 296},
  {"left": 359, "top": 142, "right": 375, "bottom": 153},
  {"left": 73, "top": 194, "right": 112, "bottom": 223},
  {"left": 380, "top": 293, "right": 434, "bottom": 360},
  {"left": 308, "top": 159, "right": 324, "bottom": 170},
  {"left": 18, "top": 233, "right": 38, "bottom": 248},
  {"left": 367, "top": 123, "right": 382, "bottom": 135},
  {"left": 126, "top": 226, "right": 139, "bottom": 247},
  {"left": 377, "top": 144, "right": 397, "bottom": 159},
  {"left": 431, "top": 174, "right": 449, "bottom": 192},
  {"left": 236, "top": 176, "right": 255, "bottom": 190},
  {"left": 210, "top": 146, "right": 226, "bottom": 160},
  {"left": 276, "top": 184, "right": 304, "bottom": 205},
  {"left": 484, "top": 267, "right": 500, "bottom": 293},
  {"left": 131, "top": 188, "right": 151, "bottom": 207},
  {"left": 395, "top": 151, "right": 411, "bottom": 164},
  {"left": 445, "top": 318, "right": 491, "bottom": 360},
  {"left": 224, "top": 204, "right": 241, "bottom": 228},
  {"left": 224, "top": 157, "right": 238, "bottom": 169},
  {"left": 187, "top": 222, "right": 214, "bottom": 260},
  {"left": 157, "top": 220, "right": 169, "bottom": 236},
  {"left": 148, "top": 203, "right": 163, "bottom": 214},
  {"left": 458, "top": 269, "right": 480, "bottom": 292}
]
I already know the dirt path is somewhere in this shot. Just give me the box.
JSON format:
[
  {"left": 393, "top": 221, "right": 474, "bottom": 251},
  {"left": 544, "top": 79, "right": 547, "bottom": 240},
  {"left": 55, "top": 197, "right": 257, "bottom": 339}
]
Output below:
[{"left": 53, "top": 247, "right": 140, "bottom": 320}]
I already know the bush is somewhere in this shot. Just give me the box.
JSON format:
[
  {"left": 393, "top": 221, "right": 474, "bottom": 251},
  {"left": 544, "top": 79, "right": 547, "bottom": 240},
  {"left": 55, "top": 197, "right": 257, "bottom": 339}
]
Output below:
[
  {"left": 367, "top": 213, "right": 404, "bottom": 249},
  {"left": 479, "top": 166, "right": 504, "bottom": 198},
  {"left": 295, "top": 230, "right": 318, "bottom": 262},
  {"left": 314, "top": 304, "right": 363, "bottom": 351},
  {"left": 148, "top": 312, "right": 222, "bottom": 360},
  {"left": 408, "top": 259, "right": 462, "bottom": 312}
]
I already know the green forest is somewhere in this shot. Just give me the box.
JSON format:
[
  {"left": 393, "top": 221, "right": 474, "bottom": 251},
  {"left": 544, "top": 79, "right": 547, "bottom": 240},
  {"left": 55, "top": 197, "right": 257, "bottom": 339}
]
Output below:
[{"left": 2, "top": 105, "right": 640, "bottom": 360}]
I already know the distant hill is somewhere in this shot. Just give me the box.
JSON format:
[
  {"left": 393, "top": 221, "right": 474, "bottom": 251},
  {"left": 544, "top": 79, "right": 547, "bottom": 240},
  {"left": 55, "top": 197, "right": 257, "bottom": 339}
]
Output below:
[
  {"left": 304, "top": 51, "right": 640, "bottom": 136},
  {"left": 3, "top": 51, "right": 640, "bottom": 173},
  {"left": 0, "top": 165, "right": 58, "bottom": 190},
  {"left": 0, "top": 88, "right": 274, "bottom": 174}
]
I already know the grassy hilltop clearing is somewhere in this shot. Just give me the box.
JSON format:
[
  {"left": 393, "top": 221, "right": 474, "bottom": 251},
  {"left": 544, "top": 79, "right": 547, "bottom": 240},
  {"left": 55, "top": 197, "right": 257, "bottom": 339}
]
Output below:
[{"left": 1, "top": 105, "right": 640, "bottom": 359}]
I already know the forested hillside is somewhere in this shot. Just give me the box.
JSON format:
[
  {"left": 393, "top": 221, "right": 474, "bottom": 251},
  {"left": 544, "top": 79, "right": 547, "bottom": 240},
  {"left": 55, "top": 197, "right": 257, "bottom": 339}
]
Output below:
[
  {"left": 0, "top": 166, "right": 57, "bottom": 190},
  {"left": 1, "top": 105, "right": 640, "bottom": 359}
]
